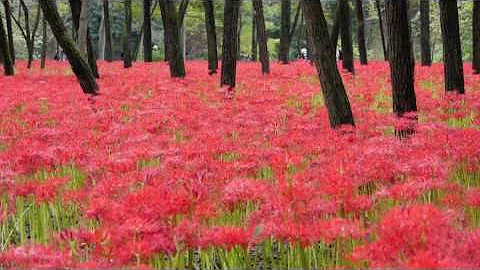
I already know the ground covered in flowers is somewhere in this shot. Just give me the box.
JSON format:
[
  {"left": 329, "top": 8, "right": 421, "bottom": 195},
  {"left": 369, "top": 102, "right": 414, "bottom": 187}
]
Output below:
[{"left": 1, "top": 60, "right": 480, "bottom": 268}]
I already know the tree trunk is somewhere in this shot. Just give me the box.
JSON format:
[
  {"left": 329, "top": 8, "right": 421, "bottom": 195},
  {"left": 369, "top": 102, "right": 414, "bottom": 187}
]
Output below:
[
  {"left": 123, "top": 0, "right": 132, "bottom": 68},
  {"left": 221, "top": 0, "right": 241, "bottom": 87},
  {"left": 39, "top": 0, "right": 98, "bottom": 94},
  {"left": 40, "top": 15, "right": 47, "bottom": 69},
  {"left": 203, "top": 0, "right": 218, "bottom": 74},
  {"left": 253, "top": 0, "right": 269, "bottom": 74},
  {"left": 355, "top": 0, "right": 367, "bottom": 65},
  {"left": 77, "top": 0, "right": 88, "bottom": 56},
  {"left": 302, "top": 0, "right": 355, "bottom": 128},
  {"left": 98, "top": 2, "right": 105, "bottom": 61},
  {"left": 159, "top": 1, "right": 186, "bottom": 77},
  {"left": 385, "top": 0, "right": 417, "bottom": 118},
  {"left": 2, "top": 0, "right": 15, "bottom": 65},
  {"left": 69, "top": 0, "right": 98, "bottom": 77},
  {"left": 473, "top": 0, "right": 480, "bottom": 74},
  {"left": 251, "top": 10, "right": 257, "bottom": 61},
  {"left": 279, "top": 0, "right": 290, "bottom": 64},
  {"left": 340, "top": 0, "right": 354, "bottom": 74},
  {"left": 0, "top": 7, "right": 14, "bottom": 75},
  {"left": 103, "top": 0, "right": 112, "bottom": 62},
  {"left": 236, "top": 7, "right": 242, "bottom": 60},
  {"left": 375, "top": 0, "right": 388, "bottom": 61},
  {"left": 439, "top": 0, "right": 464, "bottom": 94},
  {"left": 420, "top": 0, "right": 431, "bottom": 66},
  {"left": 330, "top": 0, "right": 341, "bottom": 55},
  {"left": 143, "top": 0, "right": 152, "bottom": 62}
]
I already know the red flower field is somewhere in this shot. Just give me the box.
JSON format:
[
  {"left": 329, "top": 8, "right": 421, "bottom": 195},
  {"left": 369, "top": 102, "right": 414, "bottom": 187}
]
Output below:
[{"left": 1, "top": 60, "right": 480, "bottom": 268}]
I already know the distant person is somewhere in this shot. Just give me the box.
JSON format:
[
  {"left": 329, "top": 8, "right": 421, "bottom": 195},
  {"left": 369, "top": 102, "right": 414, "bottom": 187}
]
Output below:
[
  {"left": 300, "top": 47, "right": 308, "bottom": 59},
  {"left": 336, "top": 49, "right": 344, "bottom": 61}
]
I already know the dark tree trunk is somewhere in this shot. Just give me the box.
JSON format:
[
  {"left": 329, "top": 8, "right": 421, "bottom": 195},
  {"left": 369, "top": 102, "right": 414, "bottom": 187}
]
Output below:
[
  {"left": 143, "top": 0, "right": 152, "bottom": 62},
  {"left": 40, "top": 15, "right": 47, "bottom": 69},
  {"left": 39, "top": 0, "right": 98, "bottom": 94},
  {"left": 420, "top": 0, "right": 431, "bottom": 66},
  {"left": 2, "top": 0, "right": 15, "bottom": 65},
  {"left": 251, "top": 10, "right": 257, "bottom": 61},
  {"left": 0, "top": 7, "right": 14, "bottom": 75},
  {"left": 439, "top": 0, "right": 464, "bottom": 94},
  {"left": 103, "top": 0, "right": 112, "bottom": 62},
  {"left": 339, "top": 0, "right": 354, "bottom": 74},
  {"left": 289, "top": 2, "right": 301, "bottom": 47},
  {"left": 160, "top": 5, "right": 169, "bottom": 62},
  {"left": 279, "top": 0, "right": 290, "bottom": 64},
  {"left": 385, "top": 0, "right": 417, "bottom": 118},
  {"left": 123, "top": 0, "right": 132, "bottom": 68},
  {"left": 330, "top": 0, "right": 341, "bottom": 54},
  {"left": 159, "top": 1, "right": 186, "bottom": 77},
  {"left": 203, "top": 0, "right": 218, "bottom": 74},
  {"left": 355, "top": 0, "right": 367, "bottom": 65},
  {"left": 302, "top": 0, "right": 355, "bottom": 128},
  {"left": 253, "top": 0, "right": 269, "bottom": 74},
  {"left": 473, "top": 0, "right": 480, "bottom": 74},
  {"left": 375, "top": 0, "right": 388, "bottom": 61},
  {"left": 69, "top": 0, "right": 99, "bottom": 77},
  {"left": 221, "top": 0, "right": 241, "bottom": 87}
]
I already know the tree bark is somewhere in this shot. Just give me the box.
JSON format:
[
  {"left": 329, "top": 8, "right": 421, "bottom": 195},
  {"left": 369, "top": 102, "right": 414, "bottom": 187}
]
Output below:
[
  {"left": 0, "top": 6, "right": 14, "bottom": 75},
  {"left": 2, "top": 0, "right": 15, "bottom": 65},
  {"left": 39, "top": 0, "right": 98, "bottom": 94},
  {"left": 40, "top": 14, "right": 47, "bottom": 69},
  {"left": 302, "top": 0, "right": 355, "bottom": 128},
  {"left": 159, "top": 0, "right": 186, "bottom": 77},
  {"left": 203, "top": 0, "right": 218, "bottom": 74},
  {"left": 330, "top": 0, "right": 341, "bottom": 55},
  {"left": 221, "top": 0, "right": 241, "bottom": 87},
  {"left": 375, "top": 0, "right": 388, "bottom": 61},
  {"left": 420, "top": 0, "right": 431, "bottom": 66},
  {"left": 339, "top": 0, "right": 354, "bottom": 74},
  {"left": 103, "top": 0, "right": 113, "bottom": 62},
  {"left": 279, "top": 0, "right": 290, "bottom": 64},
  {"left": 143, "top": 0, "right": 152, "bottom": 62},
  {"left": 251, "top": 10, "right": 257, "bottom": 61},
  {"left": 439, "top": 0, "right": 464, "bottom": 94},
  {"left": 473, "top": 0, "right": 480, "bottom": 74},
  {"left": 385, "top": 0, "right": 417, "bottom": 118},
  {"left": 123, "top": 0, "right": 133, "bottom": 68},
  {"left": 98, "top": 2, "right": 105, "bottom": 61},
  {"left": 253, "top": 0, "right": 269, "bottom": 74},
  {"left": 77, "top": 0, "right": 88, "bottom": 56},
  {"left": 355, "top": 0, "right": 367, "bottom": 65}
]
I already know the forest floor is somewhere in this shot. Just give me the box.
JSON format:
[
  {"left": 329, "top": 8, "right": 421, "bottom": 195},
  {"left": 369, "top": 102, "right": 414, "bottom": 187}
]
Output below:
[{"left": 1, "top": 60, "right": 480, "bottom": 268}]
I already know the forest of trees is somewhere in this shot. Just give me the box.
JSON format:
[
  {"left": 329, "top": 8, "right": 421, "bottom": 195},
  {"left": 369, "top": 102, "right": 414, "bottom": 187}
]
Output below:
[{"left": 1, "top": 0, "right": 480, "bottom": 126}]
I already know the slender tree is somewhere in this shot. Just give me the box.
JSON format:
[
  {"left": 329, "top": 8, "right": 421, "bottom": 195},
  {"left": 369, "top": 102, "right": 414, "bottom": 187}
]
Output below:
[
  {"left": 2, "top": 0, "right": 15, "bottom": 65},
  {"left": 302, "top": 0, "right": 354, "bottom": 128},
  {"left": 375, "top": 0, "right": 388, "bottom": 61},
  {"left": 39, "top": 0, "right": 98, "bottom": 94},
  {"left": 159, "top": 1, "right": 186, "bottom": 77},
  {"left": 385, "top": 0, "right": 417, "bottom": 120},
  {"left": 355, "top": 0, "right": 367, "bottom": 65},
  {"left": 253, "top": 0, "right": 269, "bottom": 74},
  {"left": 251, "top": 11, "right": 257, "bottom": 61},
  {"left": 0, "top": 6, "right": 14, "bottom": 75},
  {"left": 123, "top": 0, "right": 132, "bottom": 68},
  {"left": 10, "top": 0, "right": 41, "bottom": 68},
  {"left": 40, "top": 14, "right": 47, "bottom": 69},
  {"left": 331, "top": 0, "right": 341, "bottom": 54},
  {"left": 203, "top": 0, "right": 218, "bottom": 74},
  {"left": 439, "top": 0, "right": 464, "bottom": 94},
  {"left": 103, "top": 0, "right": 113, "bottom": 62},
  {"left": 279, "top": 0, "right": 290, "bottom": 64},
  {"left": 473, "top": 0, "right": 480, "bottom": 74},
  {"left": 339, "top": 0, "right": 354, "bottom": 73},
  {"left": 143, "top": 0, "right": 152, "bottom": 62},
  {"left": 221, "top": 0, "right": 241, "bottom": 87},
  {"left": 420, "top": 0, "right": 431, "bottom": 66}
]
